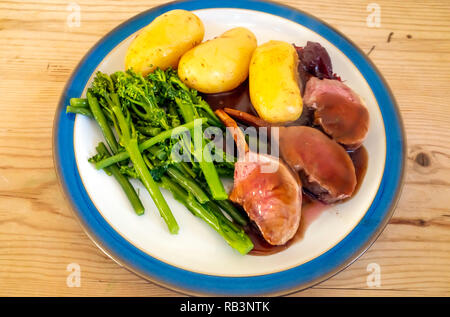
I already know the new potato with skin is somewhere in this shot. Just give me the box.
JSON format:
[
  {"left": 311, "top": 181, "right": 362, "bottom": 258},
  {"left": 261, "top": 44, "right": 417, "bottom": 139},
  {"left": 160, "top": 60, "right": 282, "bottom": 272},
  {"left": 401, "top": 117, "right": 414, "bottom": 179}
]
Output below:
[
  {"left": 249, "top": 40, "right": 303, "bottom": 123},
  {"left": 125, "top": 10, "right": 204, "bottom": 75},
  {"left": 178, "top": 27, "right": 257, "bottom": 93}
]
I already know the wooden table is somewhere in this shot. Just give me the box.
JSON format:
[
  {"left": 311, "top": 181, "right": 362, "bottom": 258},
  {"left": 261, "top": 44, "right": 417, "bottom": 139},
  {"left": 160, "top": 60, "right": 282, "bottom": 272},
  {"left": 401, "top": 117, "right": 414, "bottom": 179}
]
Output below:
[{"left": 0, "top": 0, "right": 449, "bottom": 297}]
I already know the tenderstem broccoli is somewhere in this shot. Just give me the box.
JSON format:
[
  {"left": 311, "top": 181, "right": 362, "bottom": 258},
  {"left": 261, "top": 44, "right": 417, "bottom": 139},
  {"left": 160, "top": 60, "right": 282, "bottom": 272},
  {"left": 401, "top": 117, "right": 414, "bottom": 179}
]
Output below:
[
  {"left": 94, "top": 119, "right": 207, "bottom": 170},
  {"left": 91, "top": 72, "right": 179, "bottom": 234},
  {"left": 160, "top": 176, "right": 253, "bottom": 255},
  {"left": 66, "top": 68, "right": 252, "bottom": 253},
  {"left": 94, "top": 142, "right": 144, "bottom": 215}
]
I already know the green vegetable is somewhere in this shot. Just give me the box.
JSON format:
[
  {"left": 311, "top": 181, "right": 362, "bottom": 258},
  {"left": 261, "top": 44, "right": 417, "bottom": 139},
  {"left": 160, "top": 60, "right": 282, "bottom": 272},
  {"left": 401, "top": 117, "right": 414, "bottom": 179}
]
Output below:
[
  {"left": 87, "top": 91, "right": 119, "bottom": 154},
  {"left": 70, "top": 97, "right": 89, "bottom": 108},
  {"left": 178, "top": 161, "right": 197, "bottom": 179},
  {"left": 66, "top": 105, "right": 93, "bottom": 118},
  {"left": 160, "top": 176, "right": 253, "bottom": 255},
  {"left": 167, "top": 165, "right": 209, "bottom": 204},
  {"left": 136, "top": 125, "right": 161, "bottom": 136},
  {"left": 198, "top": 180, "right": 248, "bottom": 227},
  {"left": 114, "top": 69, "right": 171, "bottom": 130},
  {"left": 192, "top": 127, "right": 228, "bottom": 200},
  {"left": 94, "top": 119, "right": 207, "bottom": 170},
  {"left": 165, "top": 158, "right": 246, "bottom": 226},
  {"left": 68, "top": 68, "right": 250, "bottom": 250},
  {"left": 91, "top": 71, "right": 179, "bottom": 234},
  {"left": 95, "top": 142, "right": 144, "bottom": 215},
  {"left": 147, "top": 68, "right": 228, "bottom": 200},
  {"left": 213, "top": 199, "right": 248, "bottom": 227},
  {"left": 143, "top": 135, "right": 251, "bottom": 254}
]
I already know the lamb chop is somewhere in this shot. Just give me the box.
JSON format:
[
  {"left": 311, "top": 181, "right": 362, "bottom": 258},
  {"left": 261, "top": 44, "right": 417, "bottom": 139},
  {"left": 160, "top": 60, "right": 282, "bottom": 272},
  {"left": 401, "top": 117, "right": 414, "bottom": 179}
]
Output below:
[
  {"left": 303, "top": 77, "right": 369, "bottom": 150},
  {"left": 278, "top": 126, "right": 357, "bottom": 203},
  {"left": 215, "top": 109, "right": 302, "bottom": 246},
  {"left": 222, "top": 108, "right": 357, "bottom": 203}
]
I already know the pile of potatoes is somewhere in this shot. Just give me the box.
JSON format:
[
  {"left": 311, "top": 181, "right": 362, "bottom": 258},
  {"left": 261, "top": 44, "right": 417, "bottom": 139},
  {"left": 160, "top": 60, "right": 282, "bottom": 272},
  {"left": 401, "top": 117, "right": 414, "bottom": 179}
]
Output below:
[{"left": 125, "top": 9, "right": 303, "bottom": 123}]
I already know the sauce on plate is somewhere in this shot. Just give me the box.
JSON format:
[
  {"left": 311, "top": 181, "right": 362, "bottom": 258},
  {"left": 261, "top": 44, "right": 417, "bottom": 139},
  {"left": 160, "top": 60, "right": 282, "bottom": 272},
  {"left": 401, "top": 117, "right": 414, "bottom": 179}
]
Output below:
[{"left": 202, "top": 81, "right": 369, "bottom": 255}]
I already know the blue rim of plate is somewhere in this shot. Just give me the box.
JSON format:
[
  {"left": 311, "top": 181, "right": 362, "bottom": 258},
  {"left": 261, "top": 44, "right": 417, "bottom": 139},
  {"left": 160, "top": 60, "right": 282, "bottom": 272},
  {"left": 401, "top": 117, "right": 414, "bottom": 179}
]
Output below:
[{"left": 53, "top": 0, "right": 406, "bottom": 296}]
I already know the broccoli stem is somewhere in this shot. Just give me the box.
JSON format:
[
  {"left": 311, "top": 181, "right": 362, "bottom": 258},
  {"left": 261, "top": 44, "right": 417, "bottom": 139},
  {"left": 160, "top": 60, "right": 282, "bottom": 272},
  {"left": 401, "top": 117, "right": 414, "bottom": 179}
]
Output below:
[
  {"left": 168, "top": 102, "right": 181, "bottom": 128},
  {"left": 96, "top": 142, "right": 144, "bottom": 215},
  {"left": 213, "top": 199, "right": 248, "bottom": 227},
  {"left": 160, "top": 176, "right": 253, "bottom": 255},
  {"left": 87, "top": 92, "right": 119, "bottom": 154},
  {"left": 192, "top": 124, "right": 228, "bottom": 200},
  {"left": 196, "top": 104, "right": 223, "bottom": 127},
  {"left": 216, "top": 167, "right": 234, "bottom": 177},
  {"left": 66, "top": 105, "right": 93, "bottom": 118},
  {"left": 198, "top": 157, "right": 227, "bottom": 200},
  {"left": 109, "top": 97, "right": 179, "bottom": 234},
  {"left": 94, "top": 119, "right": 207, "bottom": 170},
  {"left": 198, "top": 181, "right": 248, "bottom": 227},
  {"left": 175, "top": 98, "right": 195, "bottom": 123},
  {"left": 170, "top": 162, "right": 245, "bottom": 225},
  {"left": 127, "top": 138, "right": 179, "bottom": 234},
  {"left": 143, "top": 149, "right": 209, "bottom": 204},
  {"left": 136, "top": 125, "right": 161, "bottom": 137},
  {"left": 147, "top": 145, "right": 168, "bottom": 161},
  {"left": 148, "top": 140, "right": 245, "bottom": 227},
  {"left": 203, "top": 200, "right": 240, "bottom": 232},
  {"left": 168, "top": 141, "right": 242, "bottom": 224},
  {"left": 168, "top": 161, "right": 244, "bottom": 224},
  {"left": 70, "top": 97, "right": 89, "bottom": 108},
  {"left": 178, "top": 161, "right": 197, "bottom": 179},
  {"left": 167, "top": 166, "right": 209, "bottom": 204}
]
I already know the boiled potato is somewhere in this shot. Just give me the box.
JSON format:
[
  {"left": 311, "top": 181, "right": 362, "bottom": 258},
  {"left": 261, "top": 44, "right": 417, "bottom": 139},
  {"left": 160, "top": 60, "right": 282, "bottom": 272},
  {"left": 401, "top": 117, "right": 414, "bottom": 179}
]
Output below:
[
  {"left": 125, "top": 10, "right": 204, "bottom": 75},
  {"left": 249, "top": 40, "right": 303, "bottom": 123},
  {"left": 178, "top": 27, "right": 257, "bottom": 94}
]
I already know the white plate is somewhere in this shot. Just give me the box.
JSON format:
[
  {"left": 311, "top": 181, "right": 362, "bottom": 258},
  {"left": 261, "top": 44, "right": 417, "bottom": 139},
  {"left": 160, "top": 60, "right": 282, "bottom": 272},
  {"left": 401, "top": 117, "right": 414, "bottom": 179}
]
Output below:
[{"left": 54, "top": 0, "right": 405, "bottom": 296}]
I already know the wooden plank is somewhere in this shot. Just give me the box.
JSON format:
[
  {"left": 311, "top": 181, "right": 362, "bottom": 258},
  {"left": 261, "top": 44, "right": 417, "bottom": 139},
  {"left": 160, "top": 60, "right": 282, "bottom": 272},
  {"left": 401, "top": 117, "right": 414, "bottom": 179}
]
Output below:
[{"left": 0, "top": 0, "right": 448, "bottom": 296}]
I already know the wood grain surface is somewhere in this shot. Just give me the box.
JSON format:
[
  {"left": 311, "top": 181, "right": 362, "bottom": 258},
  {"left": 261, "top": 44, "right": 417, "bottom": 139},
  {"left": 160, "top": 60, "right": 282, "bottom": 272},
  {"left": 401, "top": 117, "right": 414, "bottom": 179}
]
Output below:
[{"left": 0, "top": 0, "right": 449, "bottom": 297}]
